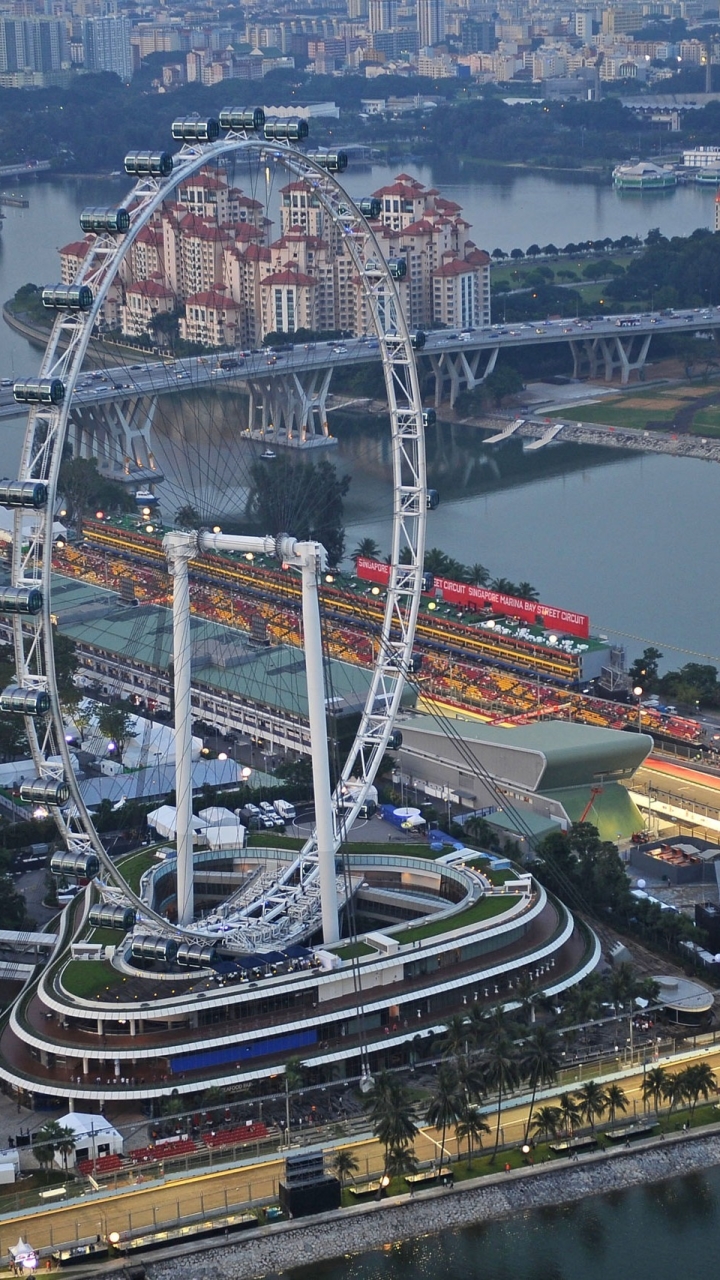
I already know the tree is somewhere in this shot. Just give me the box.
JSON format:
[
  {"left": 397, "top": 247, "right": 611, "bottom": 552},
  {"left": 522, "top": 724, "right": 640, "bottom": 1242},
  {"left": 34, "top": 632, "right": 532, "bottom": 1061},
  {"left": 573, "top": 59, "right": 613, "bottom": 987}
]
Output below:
[
  {"left": 516, "top": 582, "right": 539, "bottom": 602},
  {"left": 175, "top": 504, "right": 201, "bottom": 529},
  {"left": 33, "top": 1120, "right": 65, "bottom": 1180},
  {"left": 629, "top": 646, "right": 663, "bottom": 691},
  {"left": 331, "top": 1147, "right": 360, "bottom": 1189},
  {"left": 425, "top": 1062, "right": 465, "bottom": 1164},
  {"left": 54, "top": 1125, "right": 76, "bottom": 1171},
  {"left": 455, "top": 1104, "right": 490, "bottom": 1168},
  {"left": 541, "top": 244, "right": 558, "bottom": 257},
  {"left": 558, "top": 1091, "right": 581, "bottom": 1137},
  {"left": 385, "top": 1143, "right": 419, "bottom": 1181},
  {"left": 520, "top": 1025, "right": 561, "bottom": 1141},
  {"left": 532, "top": 1105, "right": 561, "bottom": 1142},
  {"left": 663, "top": 1071, "right": 688, "bottom": 1114},
  {"left": 484, "top": 365, "right": 524, "bottom": 407},
  {"left": 577, "top": 1080, "right": 608, "bottom": 1133},
  {"left": 467, "top": 562, "right": 490, "bottom": 586},
  {"left": 642, "top": 1067, "right": 668, "bottom": 1115},
  {"left": 510, "top": 248, "right": 524, "bottom": 261},
  {"left": 364, "top": 1072, "right": 418, "bottom": 1181},
  {"left": 679, "top": 1062, "right": 715, "bottom": 1116},
  {"left": 58, "top": 456, "right": 134, "bottom": 533},
  {"left": 351, "top": 537, "right": 381, "bottom": 564},
  {"left": 482, "top": 1030, "right": 520, "bottom": 1161},
  {"left": 245, "top": 455, "right": 351, "bottom": 567},
  {"left": 605, "top": 1083, "right": 629, "bottom": 1125},
  {"left": 442, "top": 1014, "right": 472, "bottom": 1062},
  {"left": 526, "top": 243, "right": 541, "bottom": 258},
  {"left": 491, "top": 248, "right": 508, "bottom": 260},
  {"left": 95, "top": 700, "right": 137, "bottom": 763}
]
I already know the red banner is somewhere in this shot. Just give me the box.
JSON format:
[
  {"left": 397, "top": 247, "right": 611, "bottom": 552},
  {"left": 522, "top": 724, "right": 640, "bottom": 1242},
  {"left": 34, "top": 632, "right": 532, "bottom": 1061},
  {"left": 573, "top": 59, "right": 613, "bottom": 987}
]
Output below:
[{"left": 355, "top": 558, "right": 589, "bottom": 639}]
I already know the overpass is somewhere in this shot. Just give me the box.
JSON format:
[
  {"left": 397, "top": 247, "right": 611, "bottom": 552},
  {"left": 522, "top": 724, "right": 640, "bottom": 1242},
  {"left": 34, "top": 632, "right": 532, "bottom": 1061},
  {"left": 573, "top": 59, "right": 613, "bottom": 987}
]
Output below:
[{"left": 3, "top": 304, "right": 719, "bottom": 457}]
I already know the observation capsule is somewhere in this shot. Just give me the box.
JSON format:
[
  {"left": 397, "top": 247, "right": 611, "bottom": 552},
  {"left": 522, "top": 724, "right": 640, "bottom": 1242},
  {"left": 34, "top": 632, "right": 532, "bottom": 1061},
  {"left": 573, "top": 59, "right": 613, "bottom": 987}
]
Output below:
[
  {"left": 42, "top": 284, "right": 93, "bottom": 312},
  {"left": 422, "top": 408, "right": 436, "bottom": 427},
  {"left": 358, "top": 198, "right": 382, "bottom": 219},
  {"left": 307, "top": 151, "right": 348, "bottom": 173},
  {"left": 89, "top": 904, "right": 136, "bottom": 931},
  {"left": 427, "top": 488, "right": 440, "bottom": 510},
  {"left": 176, "top": 940, "right": 216, "bottom": 968},
  {"left": 124, "top": 150, "right": 174, "bottom": 178},
  {"left": 411, "top": 330, "right": 426, "bottom": 351},
  {"left": 408, "top": 654, "right": 424, "bottom": 674},
  {"left": 20, "top": 779, "right": 69, "bottom": 805},
  {"left": 421, "top": 572, "right": 435, "bottom": 593},
  {"left": 387, "top": 730, "right": 403, "bottom": 750},
  {"left": 50, "top": 850, "right": 100, "bottom": 880},
  {"left": 13, "top": 379, "right": 65, "bottom": 405},
  {"left": 388, "top": 258, "right": 407, "bottom": 280},
  {"left": 80, "top": 206, "right": 131, "bottom": 235},
  {"left": 0, "top": 480, "right": 47, "bottom": 509},
  {"left": 131, "top": 934, "right": 178, "bottom": 964},
  {"left": 219, "top": 107, "right": 265, "bottom": 132},
  {"left": 0, "top": 685, "right": 50, "bottom": 715},
  {"left": 264, "top": 119, "right": 309, "bottom": 142},
  {"left": 0, "top": 586, "right": 42, "bottom": 615},
  {"left": 171, "top": 117, "right": 220, "bottom": 143}
]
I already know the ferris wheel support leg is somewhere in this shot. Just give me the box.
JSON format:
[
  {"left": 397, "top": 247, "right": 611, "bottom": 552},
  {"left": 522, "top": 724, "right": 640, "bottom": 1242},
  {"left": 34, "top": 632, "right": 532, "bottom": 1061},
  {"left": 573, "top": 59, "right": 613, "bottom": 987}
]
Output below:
[
  {"left": 164, "top": 532, "right": 197, "bottom": 927},
  {"left": 298, "top": 550, "right": 340, "bottom": 945}
]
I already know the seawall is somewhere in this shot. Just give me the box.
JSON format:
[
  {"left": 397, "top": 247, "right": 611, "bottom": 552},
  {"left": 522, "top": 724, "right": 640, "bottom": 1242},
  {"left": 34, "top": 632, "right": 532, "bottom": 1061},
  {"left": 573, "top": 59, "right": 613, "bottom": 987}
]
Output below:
[{"left": 145, "top": 1125, "right": 720, "bottom": 1280}]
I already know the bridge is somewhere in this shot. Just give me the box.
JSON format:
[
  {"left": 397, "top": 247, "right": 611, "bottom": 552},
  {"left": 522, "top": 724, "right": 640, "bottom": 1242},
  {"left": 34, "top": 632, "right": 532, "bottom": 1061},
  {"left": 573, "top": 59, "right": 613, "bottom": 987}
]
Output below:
[
  {"left": 3, "top": 305, "right": 720, "bottom": 460},
  {"left": 0, "top": 160, "right": 50, "bottom": 179}
]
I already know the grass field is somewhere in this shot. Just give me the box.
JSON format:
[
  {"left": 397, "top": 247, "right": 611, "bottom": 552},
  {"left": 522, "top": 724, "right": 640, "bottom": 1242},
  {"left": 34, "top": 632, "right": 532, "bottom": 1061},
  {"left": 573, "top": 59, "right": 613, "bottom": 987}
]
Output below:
[
  {"left": 393, "top": 894, "right": 513, "bottom": 944},
  {"left": 61, "top": 959, "right": 122, "bottom": 999},
  {"left": 690, "top": 405, "right": 720, "bottom": 435}
]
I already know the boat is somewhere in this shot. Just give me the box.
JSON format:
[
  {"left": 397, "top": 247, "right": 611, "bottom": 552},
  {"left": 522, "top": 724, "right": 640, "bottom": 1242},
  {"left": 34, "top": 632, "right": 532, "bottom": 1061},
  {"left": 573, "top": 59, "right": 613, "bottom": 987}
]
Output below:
[
  {"left": 260, "top": 449, "right": 277, "bottom": 460},
  {"left": 135, "top": 487, "right": 158, "bottom": 506},
  {"left": 612, "top": 161, "right": 677, "bottom": 191},
  {"left": 695, "top": 166, "right": 720, "bottom": 185}
]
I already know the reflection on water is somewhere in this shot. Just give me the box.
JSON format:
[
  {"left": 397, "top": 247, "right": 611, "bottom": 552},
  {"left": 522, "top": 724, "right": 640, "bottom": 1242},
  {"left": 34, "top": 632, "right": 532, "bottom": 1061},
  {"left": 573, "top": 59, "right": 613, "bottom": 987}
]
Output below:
[{"left": 276, "top": 1168, "right": 720, "bottom": 1280}]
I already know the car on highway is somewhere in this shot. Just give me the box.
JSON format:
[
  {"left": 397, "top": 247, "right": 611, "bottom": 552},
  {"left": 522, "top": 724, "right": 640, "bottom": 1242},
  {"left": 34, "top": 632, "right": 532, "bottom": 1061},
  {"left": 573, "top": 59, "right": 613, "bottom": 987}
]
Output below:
[{"left": 332, "top": 344, "right": 348, "bottom": 354}]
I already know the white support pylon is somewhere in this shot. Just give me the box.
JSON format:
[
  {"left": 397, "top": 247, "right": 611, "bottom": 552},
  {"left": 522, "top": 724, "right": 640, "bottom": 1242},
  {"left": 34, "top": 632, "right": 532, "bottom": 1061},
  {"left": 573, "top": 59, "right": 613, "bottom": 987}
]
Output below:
[{"left": 163, "top": 530, "right": 198, "bottom": 927}]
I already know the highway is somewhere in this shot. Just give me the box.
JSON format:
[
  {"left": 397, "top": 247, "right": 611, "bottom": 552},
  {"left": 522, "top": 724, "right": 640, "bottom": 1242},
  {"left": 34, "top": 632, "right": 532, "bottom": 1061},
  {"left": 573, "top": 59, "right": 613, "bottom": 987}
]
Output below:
[
  {"left": 14, "top": 1036, "right": 720, "bottom": 1254},
  {"left": 3, "top": 304, "right": 720, "bottom": 422}
]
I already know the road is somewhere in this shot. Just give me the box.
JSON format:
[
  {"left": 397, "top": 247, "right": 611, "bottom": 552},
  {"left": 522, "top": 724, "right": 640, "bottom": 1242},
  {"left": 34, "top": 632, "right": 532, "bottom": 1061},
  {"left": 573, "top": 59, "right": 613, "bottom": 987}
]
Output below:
[
  {"left": 15, "top": 1037, "right": 720, "bottom": 1255},
  {"left": 3, "top": 305, "right": 720, "bottom": 421}
]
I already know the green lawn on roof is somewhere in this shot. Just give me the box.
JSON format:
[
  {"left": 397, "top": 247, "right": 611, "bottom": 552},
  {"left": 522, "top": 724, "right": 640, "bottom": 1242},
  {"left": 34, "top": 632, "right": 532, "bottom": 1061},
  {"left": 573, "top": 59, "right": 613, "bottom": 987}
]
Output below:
[{"left": 393, "top": 895, "right": 514, "bottom": 943}]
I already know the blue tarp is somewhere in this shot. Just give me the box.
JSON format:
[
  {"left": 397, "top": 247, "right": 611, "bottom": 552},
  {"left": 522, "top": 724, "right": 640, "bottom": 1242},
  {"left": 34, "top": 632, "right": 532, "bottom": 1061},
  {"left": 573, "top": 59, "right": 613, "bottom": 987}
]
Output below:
[{"left": 170, "top": 1027, "right": 317, "bottom": 1074}]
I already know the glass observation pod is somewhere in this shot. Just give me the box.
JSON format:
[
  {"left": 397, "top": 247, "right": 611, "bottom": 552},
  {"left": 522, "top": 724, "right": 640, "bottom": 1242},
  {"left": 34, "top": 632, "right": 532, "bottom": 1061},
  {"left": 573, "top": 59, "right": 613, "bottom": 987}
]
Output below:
[
  {"left": 41, "top": 285, "right": 94, "bottom": 311},
  {"left": 307, "top": 151, "right": 348, "bottom": 173},
  {"left": 89, "top": 904, "right": 136, "bottom": 931},
  {"left": 388, "top": 259, "right": 407, "bottom": 280},
  {"left": 50, "top": 850, "right": 100, "bottom": 879},
  {"left": 13, "top": 379, "right": 65, "bottom": 405},
  {"left": 0, "top": 685, "right": 51, "bottom": 716},
  {"left": 387, "top": 730, "right": 403, "bottom": 750},
  {"left": 263, "top": 120, "right": 309, "bottom": 142},
  {"left": 171, "top": 117, "right": 220, "bottom": 144},
  {"left": 176, "top": 940, "right": 217, "bottom": 968},
  {"left": 0, "top": 480, "right": 48, "bottom": 509},
  {"left": 0, "top": 586, "right": 43, "bottom": 615},
  {"left": 427, "top": 489, "right": 440, "bottom": 510},
  {"left": 422, "top": 408, "right": 436, "bottom": 427},
  {"left": 411, "top": 331, "right": 427, "bottom": 351},
  {"left": 219, "top": 107, "right": 266, "bottom": 132},
  {"left": 358, "top": 198, "right": 382, "bottom": 219},
  {"left": 124, "top": 151, "right": 174, "bottom": 178},
  {"left": 131, "top": 934, "right": 178, "bottom": 964},
  {"left": 20, "top": 779, "right": 70, "bottom": 805},
  {"left": 80, "top": 206, "right": 131, "bottom": 235}
]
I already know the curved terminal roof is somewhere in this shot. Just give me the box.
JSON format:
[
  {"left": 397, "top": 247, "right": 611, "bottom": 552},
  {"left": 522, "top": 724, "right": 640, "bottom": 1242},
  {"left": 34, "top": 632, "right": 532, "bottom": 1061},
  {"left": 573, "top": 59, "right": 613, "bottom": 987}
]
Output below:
[{"left": 395, "top": 712, "right": 652, "bottom": 792}]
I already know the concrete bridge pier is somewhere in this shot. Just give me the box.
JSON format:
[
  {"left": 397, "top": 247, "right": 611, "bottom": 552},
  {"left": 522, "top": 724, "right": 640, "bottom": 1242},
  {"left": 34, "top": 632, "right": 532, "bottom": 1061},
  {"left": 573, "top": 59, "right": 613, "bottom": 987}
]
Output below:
[
  {"left": 570, "top": 332, "right": 652, "bottom": 384},
  {"left": 69, "top": 396, "right": 159, "bottom": 475},
  {"left": 246, "top": 368, "right": 335, "bottom": 446},
  {"left": 427, "top": 346, "right": 499, "bottom": 408}
]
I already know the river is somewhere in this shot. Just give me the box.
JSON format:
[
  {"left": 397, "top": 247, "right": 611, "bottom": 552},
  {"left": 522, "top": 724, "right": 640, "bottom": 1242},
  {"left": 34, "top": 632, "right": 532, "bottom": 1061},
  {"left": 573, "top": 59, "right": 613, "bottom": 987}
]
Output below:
[
  {"left": 278, "top": 1166, "right": 720, "bottom": 1280},
  {"left": 1, "top": 166, "right": 719, "bottom": 667}
]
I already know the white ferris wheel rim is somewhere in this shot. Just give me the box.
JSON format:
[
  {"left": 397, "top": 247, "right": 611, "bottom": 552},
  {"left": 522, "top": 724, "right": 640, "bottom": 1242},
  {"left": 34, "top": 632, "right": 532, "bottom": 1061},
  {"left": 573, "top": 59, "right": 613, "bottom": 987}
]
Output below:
[{"left": 12, "top": 130, "right": 428, "bottom": 935}]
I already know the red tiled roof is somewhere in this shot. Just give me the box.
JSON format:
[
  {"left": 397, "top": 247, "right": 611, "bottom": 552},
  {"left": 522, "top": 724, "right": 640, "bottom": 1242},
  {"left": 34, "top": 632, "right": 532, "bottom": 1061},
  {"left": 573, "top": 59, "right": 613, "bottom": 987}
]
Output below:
[
  {"left": 433, "top": 257, "right": 475, "bottom": 277},
  {"left": 186, "top": 290, "right": 239, "bottom": 309},
  {"left": 127, "top": 280, "right": 174, "bottom": 298},
  {"left": 60, "top": 240, "right": 90, "bottom": 258},
  {"left": 465, "top": 248, "right": 491, "bottom": 266},
  {"left": 261, "top": 268, "right": 316, "bottom": 286}
]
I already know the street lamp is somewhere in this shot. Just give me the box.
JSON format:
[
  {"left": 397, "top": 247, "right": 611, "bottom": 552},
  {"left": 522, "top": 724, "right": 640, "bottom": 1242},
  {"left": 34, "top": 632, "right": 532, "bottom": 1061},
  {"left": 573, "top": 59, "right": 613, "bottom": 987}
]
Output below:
[{"left": 633, "top": 685, "right": 643, "bottom": 733}]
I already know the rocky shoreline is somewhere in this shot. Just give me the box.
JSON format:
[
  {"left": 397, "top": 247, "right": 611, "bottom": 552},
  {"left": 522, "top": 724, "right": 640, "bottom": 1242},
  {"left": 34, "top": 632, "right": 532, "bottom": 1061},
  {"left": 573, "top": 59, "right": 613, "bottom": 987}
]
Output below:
[{"left": 145, "top": 1125, "right": 720, "bottom": 1280}]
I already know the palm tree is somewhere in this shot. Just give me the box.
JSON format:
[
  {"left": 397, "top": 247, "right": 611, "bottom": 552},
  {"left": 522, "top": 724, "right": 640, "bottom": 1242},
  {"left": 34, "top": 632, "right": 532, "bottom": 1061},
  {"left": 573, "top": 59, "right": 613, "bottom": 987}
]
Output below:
[
  {"left": 663, "top": 1072, "right": 687, "bottom": 1116},
  {"left": 467, "top": 563, "right": 490, "bottom": 587},
  {"left": 482, "top": 1031, "right": 520, "bottom": 1162},
  {"left": 425, "top": 1061, "right": 464, "bottom": 1164},
  {"left": 680, "top": 1063, "right": 716, "bottom": 1117},
  {"left": 642, "top": 1067, "right": 667, "bottom": 1115},
  {"left": 605, "top": 1083, "right": 629, "bottom": 1126},
  {"left": 558, "top": 1091, "right": 581, "bottom": 1138},
  {"left": 54, "top": 1125, "right": 76, "bottom": 1172},
  {"left": 442, "top": 1014, "right": 473, "bottom": 1063},
  {"left": 607, "top": 961, "right": 635, "bottom": 1010},
  {"left": 456, "top": 1054, "right": 486, "bottom": 1107},
  {"left": 577, "top": 1080, "right": 608, "bottom": 1134},
  {"left": 33, "top": 1120, "right": 65, "bottom": 1181},
  {"left": 351, "top": 537, "right": 381, "bottom": 564},
  {"left": 516, "top": 582, "right": 539, "bottom": 602},
  {"left": 331, "top": 1148, "right": 360, "bottom": 1190},
  {"left": 532, "top": 1105, "right": 561, "bottom": 1143},
  {"left": 364, "top": 1072, "right": 418, "bottom": 1181},
  {"left": 490, "top": 576, "right": 517, "bottom": 594},
  {"left": 424, "top": 547, "right": 452, "bottom": 575},
  {"left": 520, "top": 1025, "right": 561, "bottom": 1141},
  {"left": 385, "top": 1143, "right": 419, "bottom": 1182},
  {"left": 175, "top": 503, "right": 200, "bottom": 529},
  {"left": 455, "top": 1104, "right": 491, "bottom": 1168}
]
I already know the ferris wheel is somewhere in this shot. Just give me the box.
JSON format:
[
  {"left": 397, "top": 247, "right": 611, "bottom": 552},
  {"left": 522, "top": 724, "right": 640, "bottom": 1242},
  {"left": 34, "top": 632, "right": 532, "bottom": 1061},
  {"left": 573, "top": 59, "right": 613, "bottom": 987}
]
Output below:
[{"left": 2, "top": 112, "right": 428, "bottom": 947}]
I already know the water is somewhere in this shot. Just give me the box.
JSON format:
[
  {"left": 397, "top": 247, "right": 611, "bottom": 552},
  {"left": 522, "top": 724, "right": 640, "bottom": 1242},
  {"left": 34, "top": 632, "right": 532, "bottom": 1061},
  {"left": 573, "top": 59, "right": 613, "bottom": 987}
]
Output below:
[
  {"left": 280, "top": 1168, "right": 720, "bottom": 1280},
  {"left": 2, "top": 168, "right": 720, "bottom": 666}
]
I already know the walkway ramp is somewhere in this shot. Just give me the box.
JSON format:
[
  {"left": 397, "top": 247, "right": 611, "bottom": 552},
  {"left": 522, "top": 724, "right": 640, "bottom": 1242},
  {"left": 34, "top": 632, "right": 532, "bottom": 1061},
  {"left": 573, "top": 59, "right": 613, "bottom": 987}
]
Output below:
[
  {"left": 483, "top": 418, "right": 525, "bottom": 444},
  {"left": 525, "top": 422, "right": 565, "bottom": 451}
]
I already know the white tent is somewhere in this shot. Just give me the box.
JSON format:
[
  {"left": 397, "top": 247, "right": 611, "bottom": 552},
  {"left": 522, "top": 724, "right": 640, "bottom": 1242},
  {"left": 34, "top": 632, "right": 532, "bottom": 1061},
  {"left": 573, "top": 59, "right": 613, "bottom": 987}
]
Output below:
[
  {"left": 146, "top": 805, "right": 204, "bottom": 842},
  {"left": 53, "top": 1112, "right": 123, "bottom": 1168},
  {"left": 198, "top": 806, "right": 237, "bottom": 828},
  {"left": 9, "top": 1238, "right": 38, "bottom": 1271},
  {"left": 205, "top": 822, "right": 247, "bottom": 850}
]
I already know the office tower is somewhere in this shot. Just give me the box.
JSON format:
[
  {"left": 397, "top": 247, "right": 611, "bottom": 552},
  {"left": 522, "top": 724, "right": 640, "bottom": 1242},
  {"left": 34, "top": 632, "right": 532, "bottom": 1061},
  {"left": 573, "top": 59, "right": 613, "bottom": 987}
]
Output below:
[{"left": 418, "top": 0, "right": 445, "bottom": 48}]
